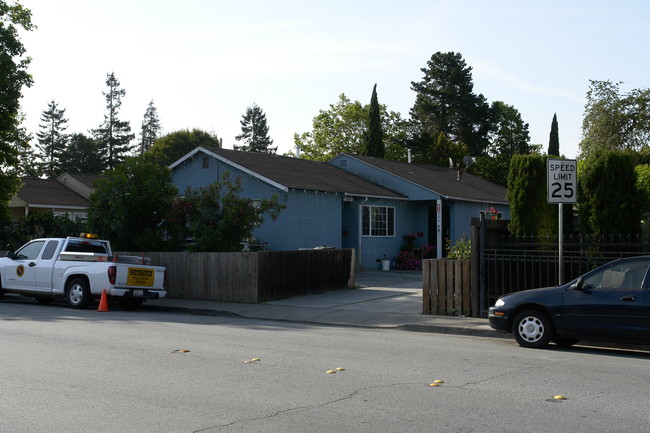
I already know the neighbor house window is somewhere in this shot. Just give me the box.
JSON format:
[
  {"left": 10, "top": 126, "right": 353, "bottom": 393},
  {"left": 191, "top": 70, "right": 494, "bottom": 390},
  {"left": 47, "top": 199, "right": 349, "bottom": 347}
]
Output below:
[{"left": 362, "top": 205, "right": 395, "bottom": 237}]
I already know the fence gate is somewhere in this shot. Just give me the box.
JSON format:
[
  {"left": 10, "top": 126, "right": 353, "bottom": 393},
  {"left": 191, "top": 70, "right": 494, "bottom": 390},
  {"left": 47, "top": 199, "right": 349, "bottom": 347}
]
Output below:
[{"left": 422, "top": 259, "right": 471, "bottom": 316}]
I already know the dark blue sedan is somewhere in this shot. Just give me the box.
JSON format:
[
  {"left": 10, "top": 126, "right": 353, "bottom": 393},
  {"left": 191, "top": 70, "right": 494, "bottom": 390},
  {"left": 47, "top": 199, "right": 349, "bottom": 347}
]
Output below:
[{"left": 488, "top": 256, "right": 650, "bottom": 348}]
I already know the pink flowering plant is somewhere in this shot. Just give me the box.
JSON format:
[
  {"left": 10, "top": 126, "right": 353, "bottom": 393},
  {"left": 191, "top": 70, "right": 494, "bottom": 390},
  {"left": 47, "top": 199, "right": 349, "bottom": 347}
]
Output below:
[
  {"left": 484, "top": 207, "right": 499, "bottom": 220},
  {"left": 395, "top": 250, "right": 422, "bottom": 270},
  {"left": 395, "top": 233, "right": 434, "bottom": 270}
]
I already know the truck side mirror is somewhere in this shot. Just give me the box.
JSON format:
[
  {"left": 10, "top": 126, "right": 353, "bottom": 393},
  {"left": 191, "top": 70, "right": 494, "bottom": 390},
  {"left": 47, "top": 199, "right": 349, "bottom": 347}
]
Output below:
[{"left": 6, "top": 251, "right": 15, "bottom": 260}]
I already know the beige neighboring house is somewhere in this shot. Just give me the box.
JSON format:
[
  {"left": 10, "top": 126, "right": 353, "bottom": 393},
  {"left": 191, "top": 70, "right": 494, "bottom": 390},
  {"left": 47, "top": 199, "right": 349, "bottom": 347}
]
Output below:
[{"left": 8, "top": 173, "right": 102, "bottom": 222}]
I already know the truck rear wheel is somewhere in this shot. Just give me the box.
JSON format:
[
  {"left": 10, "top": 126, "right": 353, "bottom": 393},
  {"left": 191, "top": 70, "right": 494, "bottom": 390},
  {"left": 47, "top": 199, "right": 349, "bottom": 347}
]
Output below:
[{"left": 66, "top": 278, "right": 91, "bottom": 309}]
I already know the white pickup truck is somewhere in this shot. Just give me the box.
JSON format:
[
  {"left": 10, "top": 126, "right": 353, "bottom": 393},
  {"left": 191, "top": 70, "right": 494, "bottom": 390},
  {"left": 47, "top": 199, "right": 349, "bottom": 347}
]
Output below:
[{"left": 0, "top": 234, "right": 166, "bottom": 309}]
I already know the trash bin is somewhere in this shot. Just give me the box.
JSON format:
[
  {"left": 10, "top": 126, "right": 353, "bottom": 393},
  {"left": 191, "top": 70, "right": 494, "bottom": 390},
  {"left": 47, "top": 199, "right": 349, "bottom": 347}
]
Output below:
[{"left": 381, "top": 257, "right": 390, "bottom": 271}]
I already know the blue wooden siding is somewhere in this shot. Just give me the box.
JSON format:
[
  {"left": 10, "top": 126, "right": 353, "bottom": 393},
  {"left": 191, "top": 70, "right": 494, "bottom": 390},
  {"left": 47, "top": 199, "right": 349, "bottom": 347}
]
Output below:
[
  {"left": 329, "top": 154, "right": 510, "bottom": 247},
  {"left": 171, "top": 153, "right": 343, "bottom": 252}
]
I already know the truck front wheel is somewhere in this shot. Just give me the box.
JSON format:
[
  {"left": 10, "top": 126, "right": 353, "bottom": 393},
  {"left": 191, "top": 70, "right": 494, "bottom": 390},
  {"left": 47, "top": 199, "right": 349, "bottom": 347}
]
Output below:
[{"left": 66, "top": 278, "right": 91, "bottom": 309}]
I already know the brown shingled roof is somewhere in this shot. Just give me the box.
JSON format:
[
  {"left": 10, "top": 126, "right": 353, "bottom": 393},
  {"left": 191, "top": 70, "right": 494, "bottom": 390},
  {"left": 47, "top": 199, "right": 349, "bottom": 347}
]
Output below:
[
  {"left": 65, "top": 173, "right": 102, "bottom": 188},
  {"left": 199, "top": 147, "right": 405, "bottom": 199},
  {"left": 15, "top": 178, "right": 89, "bottom": 207},
  {"left": 343, "top": 154, "right": 509, "bottom": 204}
]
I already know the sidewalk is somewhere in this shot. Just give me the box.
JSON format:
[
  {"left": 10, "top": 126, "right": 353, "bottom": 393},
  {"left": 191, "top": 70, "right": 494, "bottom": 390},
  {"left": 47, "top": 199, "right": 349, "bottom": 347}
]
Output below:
[{"left": 147, "top": 270, "right": 507, "bottom": 340}]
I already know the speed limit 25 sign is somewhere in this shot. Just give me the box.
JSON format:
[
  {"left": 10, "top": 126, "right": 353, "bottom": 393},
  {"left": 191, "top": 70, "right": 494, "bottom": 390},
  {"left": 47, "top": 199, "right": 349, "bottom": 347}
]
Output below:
[{"left": 547, "top": 159, "right": 577, "bottom": 204}]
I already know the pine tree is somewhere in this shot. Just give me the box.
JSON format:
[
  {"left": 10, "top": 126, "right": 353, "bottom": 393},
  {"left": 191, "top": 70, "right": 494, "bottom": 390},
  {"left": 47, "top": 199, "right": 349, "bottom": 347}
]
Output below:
[
  {"left": 13, "top": 113, "right": 39, "bottom": 177},
  {"left": 409, "top": 52, "right": 491, "bottom": 158},
  {"left": 92, "top": 72, "right": 135, "bottom": 169},
  {"left": 35, "top": 100, "right": 68, "bottom": 177},
  {"left": 139, "top": 100, "right": 161, "bottom": 155},
  {"left": 548, "top": 113, "right": 560, "bottom": 156},
  {"left": 234, "top": 103, "right": 276, "bottom": 153},
  {"left": 364, "top": 84, "right": 384, "bottom": 158}
]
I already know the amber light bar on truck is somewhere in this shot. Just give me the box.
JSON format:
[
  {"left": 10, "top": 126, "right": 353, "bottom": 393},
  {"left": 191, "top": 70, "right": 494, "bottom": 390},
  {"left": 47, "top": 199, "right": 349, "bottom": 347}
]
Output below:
[{"left": 79, "top": 233, "right": 100, "bottom": 239}]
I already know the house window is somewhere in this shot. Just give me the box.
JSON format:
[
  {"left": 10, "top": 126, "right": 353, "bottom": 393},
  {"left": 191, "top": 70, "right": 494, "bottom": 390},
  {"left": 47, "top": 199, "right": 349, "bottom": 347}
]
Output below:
[
  {"left": 362, "top": 205, "right": 395, "bottom": 237},
  {"left": 479, "top": 210, "right": 503, "bottom": 220}
]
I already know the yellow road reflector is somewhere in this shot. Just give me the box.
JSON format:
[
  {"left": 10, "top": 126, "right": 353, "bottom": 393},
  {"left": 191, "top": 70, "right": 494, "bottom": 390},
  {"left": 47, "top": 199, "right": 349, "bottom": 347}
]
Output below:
[
  {"left": 326, "top": 370, "right": 337, "bottom": 374},
  {"left": 335, "top": 367, "right": 345, "bottom": 371},
  {"left": 244, "top": 360, "right": 253, "bottom": 363},
  {"left": 433, "top": 380, "right": 444, "bottom": 383},
  {"left": 251, "top": 358, "right": 261, "bottom": 362},
  {"left": 429, "top": 383, "right": 440, "bottom": 387},
  {"left": 553, "top": 395, "right": 567, "bottom": 400},
  {"left": 179, "top": 349, "right": 190, "bottom": 353}
]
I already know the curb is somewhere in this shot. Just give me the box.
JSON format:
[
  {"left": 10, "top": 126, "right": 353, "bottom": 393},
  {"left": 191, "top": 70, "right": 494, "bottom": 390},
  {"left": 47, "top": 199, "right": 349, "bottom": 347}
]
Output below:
[{"left": 146, "top": 304, "right": 508, "bottom": 339}]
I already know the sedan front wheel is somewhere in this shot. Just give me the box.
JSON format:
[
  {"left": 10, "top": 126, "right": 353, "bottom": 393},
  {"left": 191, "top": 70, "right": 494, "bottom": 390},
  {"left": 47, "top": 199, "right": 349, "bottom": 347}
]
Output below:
[{"left": 512, "top": 309, "right": 554, "bottom": 348}]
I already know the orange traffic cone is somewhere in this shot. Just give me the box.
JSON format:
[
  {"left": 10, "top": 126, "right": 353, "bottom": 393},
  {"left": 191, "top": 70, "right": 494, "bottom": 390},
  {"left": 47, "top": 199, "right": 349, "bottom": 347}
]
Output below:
[{"left": 97, "top": 289, "right": 109, "bottom": 312}]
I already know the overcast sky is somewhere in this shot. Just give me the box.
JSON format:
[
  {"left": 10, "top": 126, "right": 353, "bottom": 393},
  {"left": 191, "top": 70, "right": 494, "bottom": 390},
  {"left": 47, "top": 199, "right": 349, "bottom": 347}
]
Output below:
[{"left": 18, "top": 0, "right": 650, "bottom": 160}]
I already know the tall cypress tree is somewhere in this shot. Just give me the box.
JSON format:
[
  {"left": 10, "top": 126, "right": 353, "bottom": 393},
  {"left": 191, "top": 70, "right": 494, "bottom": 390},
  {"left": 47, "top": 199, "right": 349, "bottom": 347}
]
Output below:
[
  {"left": 364, "top": 84, "right": 384, "bottom": 158},
  {"left": 92, "top": 72, "right": 135, "bottom": 170},
  {"left": 36, "top": 100, "right": 68, "bottom": 177},
  {"left": 548, "top": 113, "right": 560, "bottom": 156}
]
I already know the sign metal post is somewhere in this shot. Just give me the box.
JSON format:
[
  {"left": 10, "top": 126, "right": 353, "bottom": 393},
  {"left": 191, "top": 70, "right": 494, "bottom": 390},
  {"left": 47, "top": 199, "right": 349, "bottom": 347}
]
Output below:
[{"left": 547, "top": 159, "right": 577, "bottom": 284}]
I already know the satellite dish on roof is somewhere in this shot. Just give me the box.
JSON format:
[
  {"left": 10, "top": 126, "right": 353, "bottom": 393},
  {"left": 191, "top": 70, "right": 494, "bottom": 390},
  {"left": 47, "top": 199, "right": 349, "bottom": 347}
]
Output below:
[{"left": 463, "top": 156, "right": 476, "bottom": 167}]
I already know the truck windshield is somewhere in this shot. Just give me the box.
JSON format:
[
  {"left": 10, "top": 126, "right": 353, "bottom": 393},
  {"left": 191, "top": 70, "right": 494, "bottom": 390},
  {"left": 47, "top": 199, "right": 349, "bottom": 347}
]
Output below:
[{"left": 65, "top": 240, "right": 108, "bottom": 254}]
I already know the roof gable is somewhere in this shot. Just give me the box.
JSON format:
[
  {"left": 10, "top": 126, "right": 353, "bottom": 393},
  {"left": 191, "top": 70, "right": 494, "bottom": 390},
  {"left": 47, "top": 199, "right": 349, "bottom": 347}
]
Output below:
[{"left": 14, "top": 178, "right": 90, "bottom": 208}]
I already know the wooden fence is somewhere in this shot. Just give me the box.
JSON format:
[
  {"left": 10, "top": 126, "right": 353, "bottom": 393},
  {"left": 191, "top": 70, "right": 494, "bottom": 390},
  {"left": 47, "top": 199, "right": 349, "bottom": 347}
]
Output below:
[
  {"left": 118, "top": 249, "right": 355, "bottom": 303},
  {"left": 422, "top": 259, "right": 472, "bottom": 316}
]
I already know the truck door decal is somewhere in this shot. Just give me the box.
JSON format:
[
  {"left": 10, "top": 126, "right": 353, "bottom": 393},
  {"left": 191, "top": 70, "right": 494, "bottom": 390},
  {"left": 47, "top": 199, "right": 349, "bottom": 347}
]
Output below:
[{"left": 16, "top": 265, "right": 24, "bottom": 277}]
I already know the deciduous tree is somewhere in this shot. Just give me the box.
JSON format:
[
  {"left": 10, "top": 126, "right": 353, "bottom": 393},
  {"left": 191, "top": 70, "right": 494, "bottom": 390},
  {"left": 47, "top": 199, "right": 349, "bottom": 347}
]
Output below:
[
  {"left": 166, "top": 173, "right": 284, "bottom": 252},
  {"left": 0, "top": 1, "right": 34, "bottom": 220},
  {"left": 148, "top": 129, "right": 221, "bottom": 166},
  {"left": 294, "top": 94, "right": 408, "bottom": 161},
  {"left": 59, "top": 133, "right": 103, "bottom": 174},
  {"left": 580, "top": 80, "right": 650, "bottom": 157},
  {"left": 87, "top": 155, "right": 177, "bottom": 250},
  {"left": 472, "top": 101, "right": 535, "bottom": 186}
]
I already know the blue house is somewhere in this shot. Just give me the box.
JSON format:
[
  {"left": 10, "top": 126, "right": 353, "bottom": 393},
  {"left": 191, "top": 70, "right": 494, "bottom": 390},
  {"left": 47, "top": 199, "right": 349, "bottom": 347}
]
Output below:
[
  {"left": 170, "top": 147, "right": 509, "bottom": 269},
  {"left": 329, "top": 154, "right": 509, "bottom": 261}
]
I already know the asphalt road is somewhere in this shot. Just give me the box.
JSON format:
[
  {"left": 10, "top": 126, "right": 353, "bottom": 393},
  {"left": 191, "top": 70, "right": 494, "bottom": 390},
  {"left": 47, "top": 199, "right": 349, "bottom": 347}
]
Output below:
[{"left": 2, "top": 301, "right": 650, "bottom": 433}]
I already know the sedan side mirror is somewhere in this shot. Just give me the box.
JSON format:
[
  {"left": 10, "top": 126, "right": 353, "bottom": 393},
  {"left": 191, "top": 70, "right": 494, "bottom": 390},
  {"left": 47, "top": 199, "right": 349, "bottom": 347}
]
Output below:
[{"left": 570, "top": 278, "right": 585, "bottom": 291}]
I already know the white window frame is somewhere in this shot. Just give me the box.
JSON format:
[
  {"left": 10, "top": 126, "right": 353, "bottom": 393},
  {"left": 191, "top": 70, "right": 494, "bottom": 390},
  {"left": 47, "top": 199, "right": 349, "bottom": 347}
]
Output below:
[{"left": 362, "top": 205, "right": 395, "bottom": 237}]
